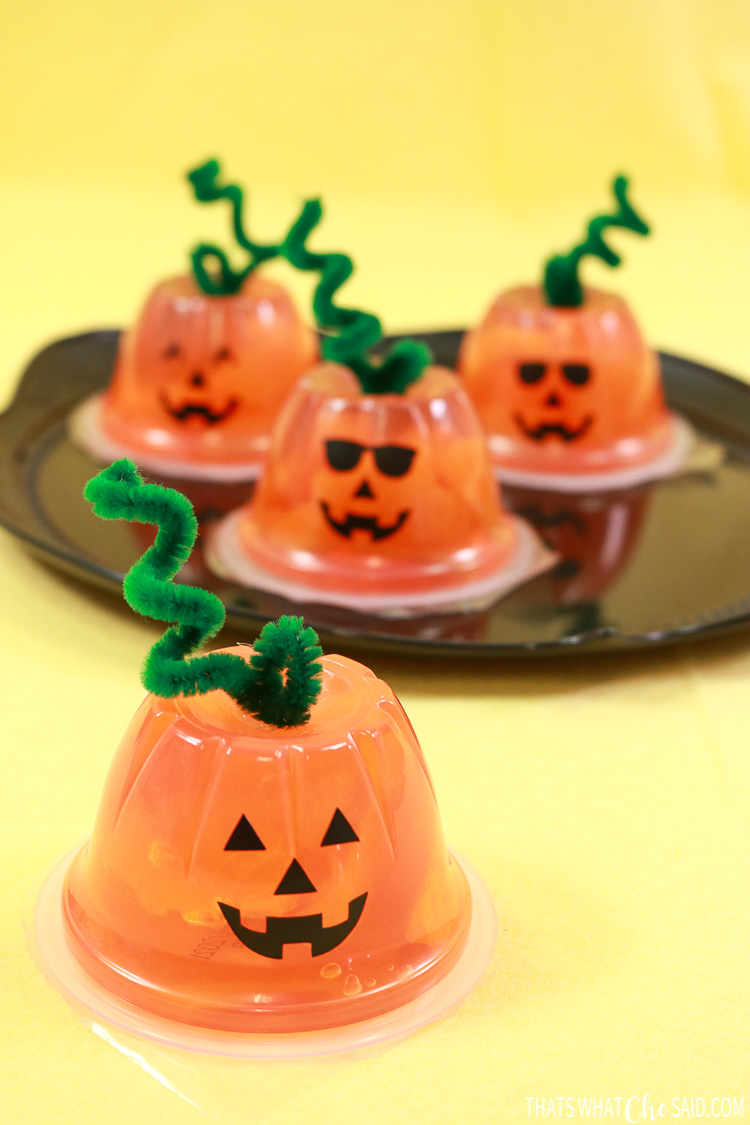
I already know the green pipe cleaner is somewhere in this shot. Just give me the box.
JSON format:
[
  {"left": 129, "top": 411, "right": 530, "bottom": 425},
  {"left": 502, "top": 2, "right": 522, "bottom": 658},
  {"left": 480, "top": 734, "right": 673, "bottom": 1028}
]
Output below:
[
  {"left": 84, "top": 460, "right": 323, "bottom": 727},
  {"left": 543, "top": 175, "right": 650, "bottom": 308},
  {"left": 187, "top": 158, "right": 280, "bottom": 296},
  {"left": 281, "top": 199, "right": 431, "bottom": 394}
]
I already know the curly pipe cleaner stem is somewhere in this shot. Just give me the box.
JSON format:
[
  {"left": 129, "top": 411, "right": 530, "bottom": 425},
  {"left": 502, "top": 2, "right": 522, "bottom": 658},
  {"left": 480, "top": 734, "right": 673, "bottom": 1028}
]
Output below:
[
  {"left": 543, "top": 175, "right": 650, "bottom": 308},
  {"left": 282, "top": 199, "right": 431, "bottom": 394},
  {"left": 187, "top": 158, "right": 280, "bottom": 296},
  {"left": 84, "top": 460, "right": 322, "bottom": 727}
]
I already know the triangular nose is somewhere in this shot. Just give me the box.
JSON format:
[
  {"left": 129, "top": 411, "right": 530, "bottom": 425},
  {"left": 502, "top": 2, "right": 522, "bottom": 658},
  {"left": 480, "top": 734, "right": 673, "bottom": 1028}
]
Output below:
[
  {"left": 274, "top": 858, "right": 317, "bottom": 895},
  {"left": 225, "top": 814, "right": 264, "bottom": 851},
  {"left": 354, "top": 479, "right": 374, "bottom": 499}
]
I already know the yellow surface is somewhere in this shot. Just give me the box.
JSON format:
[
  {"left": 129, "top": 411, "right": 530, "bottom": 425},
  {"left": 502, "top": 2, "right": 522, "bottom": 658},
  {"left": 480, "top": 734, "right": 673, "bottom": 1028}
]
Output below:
[{"left": 1, "top": 2, "right": 750, "bottom": 1121}]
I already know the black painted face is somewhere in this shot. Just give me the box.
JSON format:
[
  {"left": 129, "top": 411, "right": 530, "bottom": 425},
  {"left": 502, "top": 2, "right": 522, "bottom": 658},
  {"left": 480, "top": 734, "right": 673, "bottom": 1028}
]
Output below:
[
  {"left": 324, "top": 440, "right": 416, "bottom": 477},
  {"left": 158, "top": 342, "right": 240, "bottom": 426},
  {"left": 320, "top": 504, "right": 409, "bottom": 541},
  {"left": 217, "top": 809, "right": 367, "bottom": 959},
  {"left": 514, "top": 361, "right": 593, "bottom": 442},
  {"left": 319, "top": 440, "right": 416, "bottom": 541}
]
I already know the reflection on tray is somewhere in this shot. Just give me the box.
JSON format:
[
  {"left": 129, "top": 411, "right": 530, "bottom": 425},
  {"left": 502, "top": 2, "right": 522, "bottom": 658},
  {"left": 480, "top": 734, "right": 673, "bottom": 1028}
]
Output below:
[
  {"left": 129, "top": 511, "right": 494, "bottom": 645},
  {"left": 4, "top": 329, "right": 750, "bottom": 654},
  {"left": 503, "top": 485, "right": 651, "bottom": 605},
  {"left": 131, "top": 471, "right": 651, "bottom": 643}
]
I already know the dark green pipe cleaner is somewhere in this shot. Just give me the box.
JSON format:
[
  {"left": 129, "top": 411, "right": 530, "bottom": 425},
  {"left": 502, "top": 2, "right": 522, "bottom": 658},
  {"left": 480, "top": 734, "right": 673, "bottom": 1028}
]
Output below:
[
  {"left": 281, "top": 199, "right": 432, "bottom": 395},
  {"left": 84, "top": 460, "right": 323, "bottom": 727},
  {"left": 187, "top": 158, "right": 281, "bottom": 297},
  {"left": 543, "top": 175, "right": 650, "bottom": 308}
]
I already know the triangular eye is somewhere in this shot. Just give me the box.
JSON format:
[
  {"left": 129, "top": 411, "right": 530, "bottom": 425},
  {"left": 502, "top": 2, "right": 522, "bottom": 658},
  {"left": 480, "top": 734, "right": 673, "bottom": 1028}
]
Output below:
[
  {"left": 225, "top": 815, "right": 265, "bottom": 851},
  {"left": 321, "top": 808, "right": 359, "bottom": 846}
]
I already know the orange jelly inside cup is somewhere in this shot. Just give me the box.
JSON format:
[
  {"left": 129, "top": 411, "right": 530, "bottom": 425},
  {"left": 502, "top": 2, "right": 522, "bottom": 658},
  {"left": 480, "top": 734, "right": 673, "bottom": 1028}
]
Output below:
[
  {"left": 100, "top": 273, "right": 318, "bottom": 472},
  {"left": 230, "top": 362, "right": 518, "bottom": 596},
  {"left": 458, "top": 286, "right": 673, "bottom": 478},
  {"left": 62, "top": 651, "right": 472, "bottom": 1033}
]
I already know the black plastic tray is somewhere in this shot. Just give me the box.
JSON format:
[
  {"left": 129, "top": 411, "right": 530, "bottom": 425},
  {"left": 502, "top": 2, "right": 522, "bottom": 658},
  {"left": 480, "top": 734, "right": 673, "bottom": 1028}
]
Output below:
[{"left": 2, "top": 329, "right": 750, "bottom": 657}]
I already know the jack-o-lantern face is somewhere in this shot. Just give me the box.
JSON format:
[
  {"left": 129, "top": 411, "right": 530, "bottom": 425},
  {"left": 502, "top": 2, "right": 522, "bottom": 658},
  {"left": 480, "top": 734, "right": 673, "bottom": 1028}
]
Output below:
[
  {"left": 513, "top": 360, "right": 594, "bottom": 443},
  {"left": 100, "top": 274, "right": 318, "bottom": 473},
  {"left": 231, "top": 363, "right": 518, "bottom": 597},
  {"left": 319, "top": 438, "right": 416, "bottom": 541},
  {"left": 459, "top": 286, "right": 673, "bottom": 478},
  {"left": 62, "top": 651, "right": 471, "bottom": 1033},
  {"left": 156, "top": 338, "right": 240, "bottom": 426},
  {"left": 218, "top": 807, "right": 367, "bottom": 958}
]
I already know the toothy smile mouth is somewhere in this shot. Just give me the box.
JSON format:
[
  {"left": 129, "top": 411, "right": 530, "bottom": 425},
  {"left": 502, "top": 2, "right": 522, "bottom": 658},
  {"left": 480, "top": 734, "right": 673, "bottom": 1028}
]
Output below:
[
  {"left": 514, "top": 414, "right": 593, "bottom": 442},
  {"left": 218, "top": 892, "right": 368, "bottom": 959},
  {"left": 160, "top": 395, "right": 239, "bottom": 425},
  {"left": 320, "top": 503, "right": 409, "bottom": 541}
]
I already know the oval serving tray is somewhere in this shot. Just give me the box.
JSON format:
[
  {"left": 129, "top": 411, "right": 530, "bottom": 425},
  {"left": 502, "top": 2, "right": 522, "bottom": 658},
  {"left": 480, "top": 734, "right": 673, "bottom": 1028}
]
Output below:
[{"left": 1, "top": 328, "right": 750, "bottom": 658}]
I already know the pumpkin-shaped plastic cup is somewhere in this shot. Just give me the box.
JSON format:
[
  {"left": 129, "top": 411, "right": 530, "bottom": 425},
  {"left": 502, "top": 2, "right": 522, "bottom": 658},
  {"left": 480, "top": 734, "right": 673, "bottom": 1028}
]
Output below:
[
  {"left": 459, "top": 177, "right": 690, "bottom": 492},
  {"left": 41, "top": 648, "right": 493, "bottom": 1051},
  {"left": 459, "top": 285, "right": 685, "bottom": 488},
  {"left": 211, "top": 361, "right": 540, "bottom": 611},
  {"left": 82, "top": 273, "right": 318, "bottom": 480}
]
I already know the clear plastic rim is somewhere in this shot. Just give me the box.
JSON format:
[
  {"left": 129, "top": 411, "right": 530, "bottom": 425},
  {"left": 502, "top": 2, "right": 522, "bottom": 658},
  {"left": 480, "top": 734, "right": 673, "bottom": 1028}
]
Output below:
[
  {"left": 490, "top": 412, "right": 693, "bottom": 494},
  {"left": 34, "top": 848, "right": 497, "bottom": 1059},
  {"left": 207, "top": 513, "right": 554, "bottom": 616},
  {"left": 68, "top": 394, "right": 265, "bottom": 483}
]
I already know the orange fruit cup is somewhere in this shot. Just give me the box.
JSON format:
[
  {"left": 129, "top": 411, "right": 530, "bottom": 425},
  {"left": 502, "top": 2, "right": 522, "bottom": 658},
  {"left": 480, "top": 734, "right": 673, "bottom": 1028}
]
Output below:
[
  {"left": 209, "top": 362, "right": 546, "bottom": 611},
  {"left": 72, "top": 273, "right": 318, "bottom": 481},
  {"left": 459, "top": 286, "right": 688, "bottom": 490},
  {"left": 44, "top": 651, "right": 493, "bottom": 1045}
]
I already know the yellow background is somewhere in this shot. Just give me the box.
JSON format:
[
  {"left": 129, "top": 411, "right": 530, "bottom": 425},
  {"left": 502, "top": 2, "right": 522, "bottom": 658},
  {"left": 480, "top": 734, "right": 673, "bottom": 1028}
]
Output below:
[{"left": 1, "top": 1, "right": 749, "bottom": 1121}]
